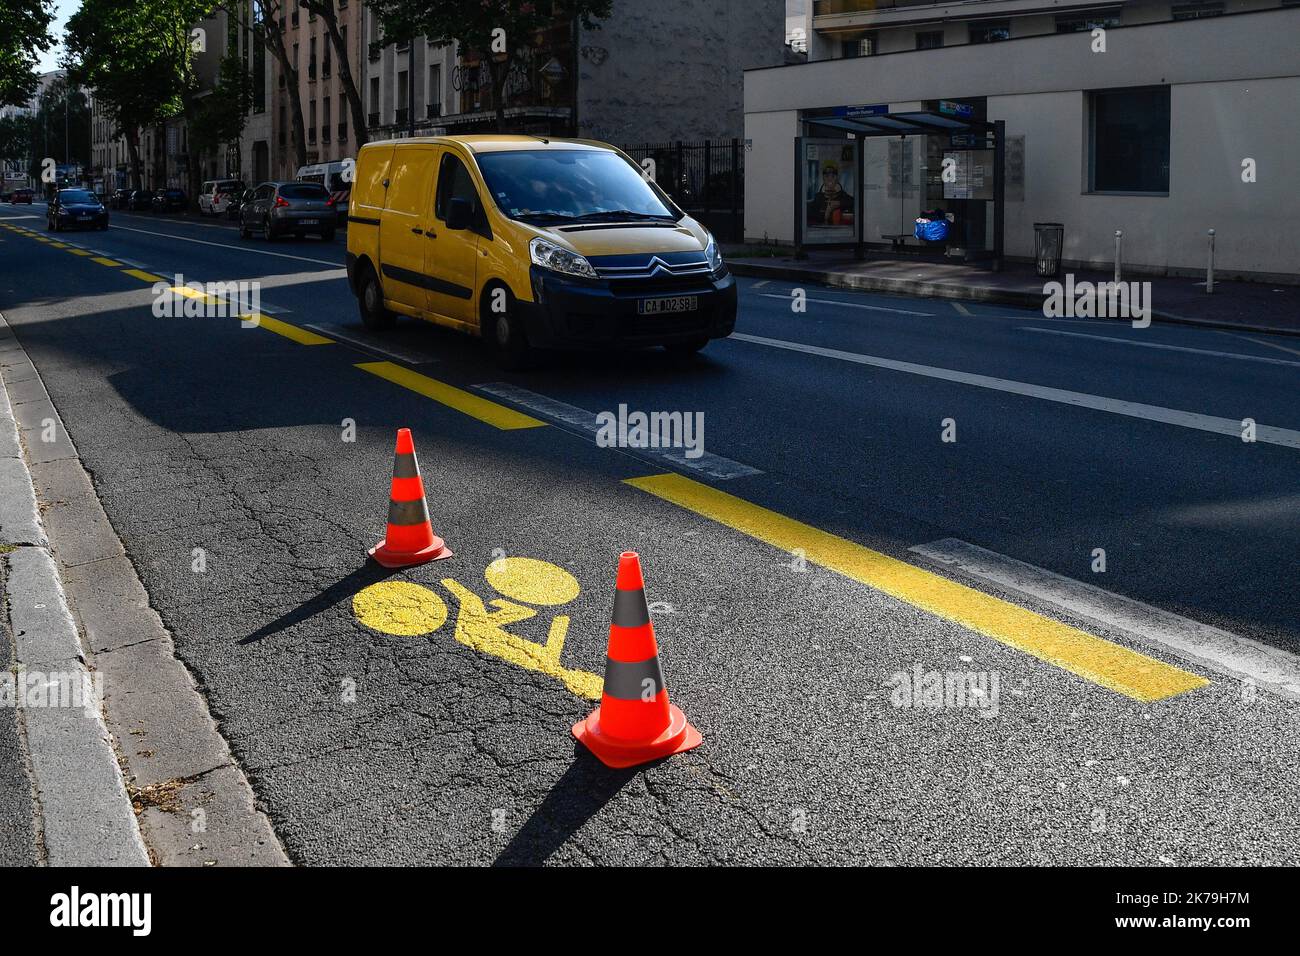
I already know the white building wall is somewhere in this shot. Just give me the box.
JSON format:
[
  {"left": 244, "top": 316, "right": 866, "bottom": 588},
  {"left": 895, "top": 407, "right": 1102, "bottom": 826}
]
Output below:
[{"left": 745, "top": 8, "right": 1300, "bottom": 278}]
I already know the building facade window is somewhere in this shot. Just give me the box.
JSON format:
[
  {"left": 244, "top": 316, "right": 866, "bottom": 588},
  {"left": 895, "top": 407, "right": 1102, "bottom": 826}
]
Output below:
[
  {"left": 969, "top": 21, "right": 1011, "bottom": 43},
  {"left": 915, "top": 30, "right": 944, "bottom": 50},
  {"left": 839, "top": 35, "right": 875, "bottom": 58},
  {"left": 1056, "top": 13, "right": 1121, "bottom": 32},
  {"left": 428, "top": 64, "right": 441, "bottom": 117},
  {"left": 1172, "top": 1, "right": 1225, "bottom": 19},
  {"left": 1089, "top": 87, "right": 1170, "bottom": 193}
]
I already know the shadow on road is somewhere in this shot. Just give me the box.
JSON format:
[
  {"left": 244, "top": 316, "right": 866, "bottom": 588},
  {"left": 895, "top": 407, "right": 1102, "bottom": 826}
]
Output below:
[
  {"left": 493, "top": 749, "right": 636, "bottom": 866},
  {"left": 239, "top": 562, "right": 400, "bottom": 645}
]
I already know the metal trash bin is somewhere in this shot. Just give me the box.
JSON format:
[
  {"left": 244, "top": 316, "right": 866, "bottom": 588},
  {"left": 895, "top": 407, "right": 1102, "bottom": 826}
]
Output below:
[{"left": 1033, "top": 222, "right": 1064, "bottom": 278}]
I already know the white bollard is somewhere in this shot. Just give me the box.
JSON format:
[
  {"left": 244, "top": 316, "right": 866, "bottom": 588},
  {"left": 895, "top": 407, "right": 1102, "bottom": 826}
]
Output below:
[
  {"left": 1114, "top": 230, "right": 1122, "bottom": 284},
  {"left": 1207, "top": 229, "right": 1216, "bottom": 295}
]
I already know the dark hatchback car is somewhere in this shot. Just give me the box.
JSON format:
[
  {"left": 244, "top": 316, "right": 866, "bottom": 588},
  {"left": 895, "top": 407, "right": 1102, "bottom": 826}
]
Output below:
[
  {"left": 151, "top": 188, "right": 187, "bottom": 213},
  {"left": 10, "top": 188, "right": 34, "bottom": 204},
  {"left": 127, "top": 189, "right": 154, "bottom": 211},
  {"left": 47, "top": 188, "right": 109, "bottom": 231},
  {"left": 110, "top": 187, "right": 134, "bottom": 210},
  {"left": 238, "top": 181, "right": 336, "bottom": 241}
]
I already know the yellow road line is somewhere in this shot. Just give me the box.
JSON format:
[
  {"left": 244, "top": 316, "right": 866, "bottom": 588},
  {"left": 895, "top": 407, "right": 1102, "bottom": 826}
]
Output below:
[
  {"left": 355, "top": 361, "right": 546, "bottom": 431},
  {"left": 245, "top": 314, "right": 333, "bottom": 345},
  {"left": 48, "top": 241, "right": 68, "bottom": 248},
  {"left": 625, "top": 472, "right": 1208, "bottom": 702},
  {"left": 67, "top": 248, "right": 92, "bottom": 256},
  {"left": 91, "top": 256, "right": 122, "bottom": 267},
  {"left": 123, "top": 268, "right": 163, "bottom": 282}
]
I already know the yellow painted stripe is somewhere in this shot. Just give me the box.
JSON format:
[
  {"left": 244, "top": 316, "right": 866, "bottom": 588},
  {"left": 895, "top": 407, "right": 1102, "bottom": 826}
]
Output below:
[
  {"left": 48, "top": 241, "right": 68, "bottom": 248},
  {"left": 626, "top": 473, "right": 1208, "bottom": 702},
  {"left": 91, "top": 256, "right": 122, "bottom": 267},
  {"left": 245, "top": 314, "right": 334, "bottom": 345},
  {"left": 67, "top": 248, "right": 93, "bottom": 256},
  {"left": 123, "top": 268, "right": 163, "bottom": 282},
  {"left": 355, "top": 361, "right": 546, "bottom": 431}
]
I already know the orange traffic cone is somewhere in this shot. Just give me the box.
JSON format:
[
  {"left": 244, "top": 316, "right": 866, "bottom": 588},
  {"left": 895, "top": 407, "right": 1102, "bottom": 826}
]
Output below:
[
  {"left": 368, "top": 428, "right": 452, "bottom": 568},
  {"left": 572, "top": 552, "right": 701, "bottom": 768}
]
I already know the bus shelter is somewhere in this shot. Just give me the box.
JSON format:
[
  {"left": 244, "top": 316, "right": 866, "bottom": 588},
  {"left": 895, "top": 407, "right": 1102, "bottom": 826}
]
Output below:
[{"left": 794, "top": 101, "right": 1005, "bottom": 268}]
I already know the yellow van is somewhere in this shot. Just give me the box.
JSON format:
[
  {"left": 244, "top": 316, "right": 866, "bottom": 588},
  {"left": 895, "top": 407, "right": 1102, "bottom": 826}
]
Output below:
[{"left": 345, "top": 135, "right": 735, "bottom": 367}]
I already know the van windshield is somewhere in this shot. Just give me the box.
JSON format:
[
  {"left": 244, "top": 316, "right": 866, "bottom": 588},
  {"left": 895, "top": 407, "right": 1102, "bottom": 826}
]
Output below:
[{"left": 475, "top": 149, "right": 678, "bottom": 224}]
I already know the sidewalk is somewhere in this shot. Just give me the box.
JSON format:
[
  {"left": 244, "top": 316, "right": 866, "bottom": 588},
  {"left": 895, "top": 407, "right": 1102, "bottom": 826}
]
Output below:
[{"left": 725, "top": 248, "right": 1300, "bottom": 337}]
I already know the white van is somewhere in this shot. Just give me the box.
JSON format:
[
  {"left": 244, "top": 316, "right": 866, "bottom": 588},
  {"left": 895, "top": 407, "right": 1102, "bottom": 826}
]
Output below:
[
  {"left": 296, "top": 161, "right": 353, "bottom": 225},
  {"left": 199, "top": 179, "right": 246, "bottom": 216}
]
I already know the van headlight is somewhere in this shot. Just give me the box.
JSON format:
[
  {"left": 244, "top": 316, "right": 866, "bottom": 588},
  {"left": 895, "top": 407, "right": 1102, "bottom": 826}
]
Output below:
[
  {"left": 705, "top": 235, "right": 724, "bottom": 274},
  {"left": 530, "top": 237, "right": 597, "bottom": 279}
]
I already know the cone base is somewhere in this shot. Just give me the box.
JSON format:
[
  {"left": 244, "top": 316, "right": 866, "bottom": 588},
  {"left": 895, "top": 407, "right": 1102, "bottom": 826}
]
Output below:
[
  {"left": 368, "top": 536, "right": 452, "bottom": 569},
  {"left": 571, "top": 703, "right": 702, "bottom": 769}
]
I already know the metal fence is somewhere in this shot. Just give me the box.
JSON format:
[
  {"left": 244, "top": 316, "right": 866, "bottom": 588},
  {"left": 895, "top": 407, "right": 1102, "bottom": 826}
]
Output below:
[{"left": 618, "top": 139, "right": 745, "bottom": 242}]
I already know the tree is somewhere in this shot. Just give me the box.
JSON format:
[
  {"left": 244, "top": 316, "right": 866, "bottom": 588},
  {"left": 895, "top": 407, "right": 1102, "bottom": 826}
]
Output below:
[
  {"left": 30, "top": 74, "right": 90, "bottom": 178},
  {"left": 298, "top": 1, "right": 367, "bottom": 149},
  {"left": 0, "top": 0, "right": 54, "bottom": 108},
  {"left": 64, "top": 0, "right": 189, "bottom": 190},
  {"left": 367, "top": 0, "right": 611, "bottom": 133},
  {"left": 0, "top": 115, "right": 34, "bottom": 168},
  {"left": 189, "top": 54, "right": 253, "bottom": 174}
]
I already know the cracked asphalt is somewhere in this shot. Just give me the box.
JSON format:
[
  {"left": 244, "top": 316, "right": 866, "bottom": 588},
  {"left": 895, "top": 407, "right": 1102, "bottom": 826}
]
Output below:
[{"left": 2, "top": 205, "right": 1299, "bottom": 865}]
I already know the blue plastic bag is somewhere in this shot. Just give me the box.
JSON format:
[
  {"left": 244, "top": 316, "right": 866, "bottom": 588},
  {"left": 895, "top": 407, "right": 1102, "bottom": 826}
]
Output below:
[{"left": 913, "top": 218, "right": 950, "bottom": 242}]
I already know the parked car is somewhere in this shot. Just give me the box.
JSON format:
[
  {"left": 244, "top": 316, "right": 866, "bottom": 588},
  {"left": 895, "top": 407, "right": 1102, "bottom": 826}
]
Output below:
[
  {"left": 198, "top": 179, "right": 245, "bottom": 217},
  {"left": 47, "top": 188, "right": 109, "bottom": 231},
  {"left": 238, "top": 181, "right": 336, "bottom": 241},
  {"left": 151, "top": 188, "right": 187, "bottom": 213},
  {"left": 344, "top": 135, "right": 734, "bottom": 368},
  {"left": 110, "top": 187, "right": 134, "bottom": 210},
  {"left": 127, "top": 189, "right": 155, "bottom": 211},
  {"left": 10, "top": 188, "right": 34, "bottom": 204}
]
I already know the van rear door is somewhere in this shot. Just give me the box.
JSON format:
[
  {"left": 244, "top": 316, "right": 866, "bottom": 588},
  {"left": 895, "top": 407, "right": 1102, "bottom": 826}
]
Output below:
[{"left": 377, "top": 145, "right": 437, "bottom": 311}]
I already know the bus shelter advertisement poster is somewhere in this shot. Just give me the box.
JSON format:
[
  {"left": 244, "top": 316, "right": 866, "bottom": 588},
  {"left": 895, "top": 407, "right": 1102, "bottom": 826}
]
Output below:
[{"left": 803, "top": 140, "right": 858, "bottom": 243}]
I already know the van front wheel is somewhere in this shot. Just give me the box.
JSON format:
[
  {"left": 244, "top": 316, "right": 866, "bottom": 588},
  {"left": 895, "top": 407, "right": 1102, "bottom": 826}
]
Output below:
[
  {"left": 358, "top": 267, "right": 396, "bottom": 331},
  {"left": 483, "top": 289, "right": 532, "bottom": 371}
]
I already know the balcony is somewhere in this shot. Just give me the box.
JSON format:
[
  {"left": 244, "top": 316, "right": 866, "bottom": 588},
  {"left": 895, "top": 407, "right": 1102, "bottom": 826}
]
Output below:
[
  {"left": 395, "top": 107, "right": 409, "bottom": 125},
  {"left": 814, "top": 0, "right": 950, "bottom": 11},
  {"left": 427, "top": 103, "right": 441, "bottom": 119},
  {"left": 308, "top": 128, "right": 317, "bottom": 145},
  {"left": 368, "top": 112, "right": 379, "bottom": 126},
  {"left": 338, "top": 123, "right": 348, "bottom": 141},
  {"left": 308, "top": 62, "right": 317, "bottom": 81},
  {"left": 322, "top": 127, "right": 331, "bottom": 143}
]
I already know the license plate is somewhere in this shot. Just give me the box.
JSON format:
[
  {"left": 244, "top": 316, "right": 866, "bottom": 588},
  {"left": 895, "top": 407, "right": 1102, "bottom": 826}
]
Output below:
[
  {"left": 637, "top": 295, "right": 698, "bottom": 315},
  {"left": 78, "top": 214, "right": 91, "bottom": 219},
  {"left": 299, "top": 218, "right": 319, "bottom": 225}
]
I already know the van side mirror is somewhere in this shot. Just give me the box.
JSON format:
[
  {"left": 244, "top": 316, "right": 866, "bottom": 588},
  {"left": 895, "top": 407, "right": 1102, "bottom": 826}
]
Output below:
[{"left": 445, "top": 197, "right": 473, "bottom": 231}]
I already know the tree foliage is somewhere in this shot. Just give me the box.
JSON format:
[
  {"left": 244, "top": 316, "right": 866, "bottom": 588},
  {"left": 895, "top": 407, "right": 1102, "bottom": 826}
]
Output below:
[{"left": 0, "top": 0, "right": 55, "bottom": 108}]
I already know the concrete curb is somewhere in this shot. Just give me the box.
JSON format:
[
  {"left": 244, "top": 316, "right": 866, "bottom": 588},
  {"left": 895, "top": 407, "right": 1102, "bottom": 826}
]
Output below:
[
  {"left": 6, "top": 548, "right": 150, "bottom": 865},
  {"left": 727, "top": 260, "right": 1300, "bottom": 339},
  {"left": 0, "top": 311, "right": 288, "bottom": 867}
]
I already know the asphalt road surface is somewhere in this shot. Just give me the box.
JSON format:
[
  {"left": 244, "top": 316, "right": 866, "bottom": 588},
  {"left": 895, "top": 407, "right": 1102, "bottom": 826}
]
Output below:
[{"left": 2, "top": 204, "right": 1298, "bottom": 865}]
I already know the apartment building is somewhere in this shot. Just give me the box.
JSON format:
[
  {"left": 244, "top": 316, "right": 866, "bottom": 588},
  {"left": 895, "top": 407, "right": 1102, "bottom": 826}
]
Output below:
[
  {"left": 745, "top": 1, "right": 1300, "bottom": 280},
  {"left": 359, "top": 0, "right": 785, "bottom": 144}
]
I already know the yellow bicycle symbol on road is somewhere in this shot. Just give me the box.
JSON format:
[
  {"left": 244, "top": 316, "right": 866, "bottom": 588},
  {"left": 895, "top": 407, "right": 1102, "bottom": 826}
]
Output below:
[{"left": 352, "top": 557, "right": 603, "bottom": 700}]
